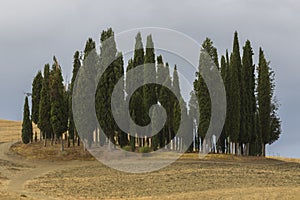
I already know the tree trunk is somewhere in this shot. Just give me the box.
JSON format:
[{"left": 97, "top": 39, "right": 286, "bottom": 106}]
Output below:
[
  {"left": 235, "top": 143, "right": 239, "bottom": 155},
  {"left": 51, "top": 133, "right": 54, "bottom": 146},
  {"left": 240, "top": 143, "right": 244, "bottom": 156},
  {"left": 61, "top": 137, "right": 64, "bottom": 152},
  {"left": 202, "top": 138, "right": 207, "bottom": 154},
  {"left": 43, "top": 132, "right": 47, "bottom": 147},
  {"left": 77, "top": 137, "right": 80, "bottom": 146},
  {"left": 67, "top": 133, "right": 70, "bottom": 148},
  {"left": 262, "top": 143, "right": 266, "bottom": 157}
]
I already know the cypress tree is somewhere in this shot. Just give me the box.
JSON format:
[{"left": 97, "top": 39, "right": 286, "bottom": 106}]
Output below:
[
  {"left": 172, "top": 65, "right": 182, "bottom": 149},
  {"left": 144, "top": 35, "right": 157, "bottom": 145},
  {"left": 228, "top": 32, "right": 241, "bottom": 154},
  {"left": 22, "top": 96, "right": 32, "bottom": 144},
  {"left": 219, "top": 55, "right": 227, "bottom": 153},
  {"left": 69, "top": 51, "right": 81, "bottom": 146},
  {"left": 49, "top": 57, "right": 68, "bottom": 149},
  {"left": 241, "top": 40, "right": 255, "bottom": 155},
  {"left": 96, "top": 28, "right": 118, "bottom": 148},
  {"left": 223, "top": 50, "right": 232, "bottom": 153},
  {"left": 257, "top": 48, "right": 271, "bottom": 156},
  {"left": 113, "top": 52, "right": 127, "bottom": 147},
  {"left": 31, "top": 71, "right": 43, "bottom": 125},
  {"left": 194, "top": 38, "right": 218, "bottom": 152},
  {"left": 268, "top": 69, "right": 282, "bottom": 145},
  {"left": 158, "top": 62, "right": 173, "bottom": 148},
  {"left": 126, "top": 59, "right": 136, "bottom": 151},
  {"left": 38, "top": 64, "right": 52, "bottom": 145},
  {"left": 155, "top": 55, "right": 166, "bottom": 148},
  {"left": 80, "top": 38, "right": 98, "bottom": 148},
  {"left": 131, "top": 32, "right": 145, "bottom": 147}
]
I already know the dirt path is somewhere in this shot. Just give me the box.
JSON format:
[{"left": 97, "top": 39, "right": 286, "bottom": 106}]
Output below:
[{"left": 0, "top": 142, "right": 91, "bottom": 200}]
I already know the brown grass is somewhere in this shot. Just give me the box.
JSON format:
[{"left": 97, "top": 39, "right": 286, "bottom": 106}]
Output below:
[
  {"left": 26, "top": 154, "right": 300, "bottom": 200},
  {"left": 11, "top": 141, "right": 95, "bottom": 161},
  {"left": 0, "top": 119, "right": 39, "bottom": 143}
]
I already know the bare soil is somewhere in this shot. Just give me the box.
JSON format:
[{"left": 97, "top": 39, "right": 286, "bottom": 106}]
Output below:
[{"left": 0, "top": 141, "right": 299, "bottom": 200}]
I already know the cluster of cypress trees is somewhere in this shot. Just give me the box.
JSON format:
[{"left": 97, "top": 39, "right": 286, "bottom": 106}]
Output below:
[
  {"left": 23, "top": 28, "right": 281, "bottom": 156},
  {"left": 193, "top": 32, "right": 281, "bottom": 156},
  {"left": 26, "top": 57, "right": 69, "bottom": 148}
]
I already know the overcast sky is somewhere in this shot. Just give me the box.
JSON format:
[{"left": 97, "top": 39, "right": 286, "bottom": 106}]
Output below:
[{"left": 0, "top": 0, "right": 299, "bottom": 158}]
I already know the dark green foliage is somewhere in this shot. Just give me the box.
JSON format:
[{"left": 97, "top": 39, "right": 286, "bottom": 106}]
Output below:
[
  {"left": 127, "top": 32, "right": 146, "bottom": 147},
  {"left": 144, "top": 34, "right": 157, "bottom": 139},
  {"left": 126, "top": 59, "right": 136, "bottom": 150},
  {"left": 31, "top": 71, "right": 43, "bottom": 124},
  {"left": 219, "top": 56, "right": 227, "bottom": 152},
  {"left": 75, "top": 38, "right": 98, "bottom": 147},
  {"left": 158, "top": 63, "right": 173, "bottom": 147},
  {"left": 194, "top": 38, "right": 218, "bottom": 142},
  {"left": 22, "top": 96, "right": 32, "bottom": 144},
  {"left": 49, "top": 57, "right": 68, "bottom": 139},
  {"left": 26, "top": 29, "right": 281, "bottom": 156},
  {"left": 228, "top": 32, "right": 241, "bottom": 144},
  {"left": 172, "top": 65, "right": 182, "bottom": 147},
  {"left": 38, "top": 64, "right": 52, "bottom": 139},
  {"left": 269, "top": 99, "right": 281, "bottom": 144},
  {"left": 96, "top": 28, "right": 125, "bottom": 147},
  {"left": 269, "top": 69, "right": 282, "bottom": 145},
  {"left": 241, "top": 40, "right": 256, "bottom": 155},
  {"left": 257, "top": 48, "right": 271, "bottom": 152},
  {"left": 68, "top": 51, "right": 81, "bottom": 145}
]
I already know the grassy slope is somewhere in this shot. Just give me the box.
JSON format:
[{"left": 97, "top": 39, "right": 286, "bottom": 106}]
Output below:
[{"left": 0, "top": 119, "right": 39, "bottom": 143}]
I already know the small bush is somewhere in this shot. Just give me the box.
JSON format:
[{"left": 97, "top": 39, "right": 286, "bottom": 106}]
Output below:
[
  {"left": 122, "top": 146, "right": 133, "bottom": 152},
  {"left": 139, "top": 146, "right": 152, "bottom": 154}
]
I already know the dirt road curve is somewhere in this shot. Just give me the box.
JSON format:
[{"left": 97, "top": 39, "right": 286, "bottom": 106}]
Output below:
[{"left": 0, "top": 142, "right": 89, "bottom": 200}]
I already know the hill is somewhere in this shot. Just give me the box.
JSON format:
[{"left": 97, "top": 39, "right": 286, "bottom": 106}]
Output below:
[{"left": 0, "top": 119, "right": 39, "bottom": 143}]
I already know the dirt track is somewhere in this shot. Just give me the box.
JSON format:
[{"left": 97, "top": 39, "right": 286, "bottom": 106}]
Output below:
[
  {"left": 0, "top": 142, "right": 91, "bottom": 200},
  {"left": 1, "top": 142, "right": 300, "bottom": 200}
]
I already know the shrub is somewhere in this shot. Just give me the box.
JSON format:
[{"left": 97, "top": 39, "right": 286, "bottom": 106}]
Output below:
[{"left": 139, "top": 146, "right": 152, "bottom": 154}]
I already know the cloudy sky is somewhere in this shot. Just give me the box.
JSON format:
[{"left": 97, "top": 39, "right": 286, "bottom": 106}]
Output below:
[{"left": 0, "top": 0, "right": 299, "bottom": 158}]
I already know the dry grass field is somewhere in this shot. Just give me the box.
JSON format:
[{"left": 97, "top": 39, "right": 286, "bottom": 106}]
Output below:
[
  {"left": 0, "top": 119, "right": 300, "bottom": 200},
  {"left": 0, "top": 119, "right": 39, "bottom": 142}
]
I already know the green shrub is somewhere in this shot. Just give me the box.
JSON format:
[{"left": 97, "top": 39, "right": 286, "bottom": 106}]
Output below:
[
  {"left": 139, "top": 146, "right": 152, "bottom": 154},
  {"left": 122, "top": 145, "right": 133, "bottom": 152}
]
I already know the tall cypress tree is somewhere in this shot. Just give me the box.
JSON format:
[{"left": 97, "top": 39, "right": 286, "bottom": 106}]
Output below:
[
  {"left": 155, "top": 55, "right": 166, "bottom": 148},
  {"left": 144, "top": 34, "right": 157, "bottom": 145},
  {"left": 194, "top": 38, "right": 218, "bottom": 152},
  {"left": 31, "top": 71, "right": 43, "bottom": 125},
  {"left": 158, "top": 62, "right": 173, "bottom": 148},
  {"left": 241, "top": 40, "right": 255, "bottom": 155},
  {"left": 257, "top": 48, "right": 271, "bottom": 156},
  {"left": 131, "top": 32, "right": 145, "bottom": 147},
  {"left": 78, "top": 38, "right": 98, "bottom": 147},
  {"left": 38, "top": 64, "right": 52, "bottom": 143},
  {"left": 219, "top": 55, "right": 227, "bottom": 153},
  {"left": 22, "top": 96, "right": 32, "bottom": 144},
  {"left": 228, "top": 32, "right": 241, "bottom": 154},
  {"left": 172, "top": 65, "right": 182, "bottom": 148},
  {"left": 126, "top": 59, "right": 136, "bottom": 150},
  {"left": 96, "top": 28, "right": 118, "bottom": 147},
  {"left": 113, "top": 52, "right": 127, "bottom": 147},
  {"left": 49, "top": 57, "right": 68, "bottom": 147},
  {"left": 69, "top": 51, "right": 81, "bottom": 146}
]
